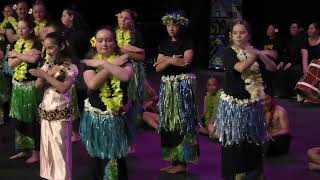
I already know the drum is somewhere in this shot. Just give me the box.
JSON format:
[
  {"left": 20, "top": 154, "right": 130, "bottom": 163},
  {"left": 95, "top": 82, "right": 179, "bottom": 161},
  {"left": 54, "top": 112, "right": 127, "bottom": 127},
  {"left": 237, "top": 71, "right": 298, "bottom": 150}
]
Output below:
[{"left": 295, "top": 59, "right": 320, "bottom": 102}]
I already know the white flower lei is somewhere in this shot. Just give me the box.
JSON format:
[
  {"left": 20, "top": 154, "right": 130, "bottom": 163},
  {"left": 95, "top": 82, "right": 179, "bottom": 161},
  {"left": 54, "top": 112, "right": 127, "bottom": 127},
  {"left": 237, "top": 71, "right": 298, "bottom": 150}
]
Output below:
[{"left": 231, "top": 46, "right": 265, "bottom": 101}]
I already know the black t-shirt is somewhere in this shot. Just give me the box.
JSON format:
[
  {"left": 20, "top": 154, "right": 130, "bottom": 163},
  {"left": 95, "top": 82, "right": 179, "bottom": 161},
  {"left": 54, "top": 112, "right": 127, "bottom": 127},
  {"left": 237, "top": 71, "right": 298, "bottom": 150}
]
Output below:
[
  {"left": 63, "top": 27, "right": 90, "bottom": 60},
  {"left": 222, "top": 47, "right": 266, "bottom": 100},
  {"left": 158, "top": 38, "right": 193, "bottom": 76},
  {"left": 132, "top": 30, "right": 144, "bottom": 48},
  {"left": 84, "top": 65, "right": 129, "bottom": 111},
  {"left": 262, "top": 37, "right": 283, "bottom": 62},
  {"left": 284, "top": 32, "right": 307, "bottom": 65},
  {"left": 305, "top": 40, "right": 320, "bottom": 64}
]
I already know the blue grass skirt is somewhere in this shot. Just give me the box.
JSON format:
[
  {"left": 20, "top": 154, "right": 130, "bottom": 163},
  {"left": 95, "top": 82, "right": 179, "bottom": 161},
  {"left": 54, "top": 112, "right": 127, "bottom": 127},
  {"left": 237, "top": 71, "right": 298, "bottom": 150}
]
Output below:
[
  {"left": 80, "top": 99, "right": 128, "bottom": 159},
  {"left": 158, "top": 73, "right": 198, "bottom": 133},
  {"left": 10, "top": 80, "right": 38, "bottom": 122},
  {"left": 215, "top": 91, "right": 266, "bottom": 146}
]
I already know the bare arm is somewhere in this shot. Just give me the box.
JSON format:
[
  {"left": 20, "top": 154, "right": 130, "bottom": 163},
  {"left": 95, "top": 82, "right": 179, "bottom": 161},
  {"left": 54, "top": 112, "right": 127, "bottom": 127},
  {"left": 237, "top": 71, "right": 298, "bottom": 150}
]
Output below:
[
  {"left": 154, "top": 54, "right": 171, "bottom": 72},
  {"left": 16, "top": 50, "right": 41, "bottom": 63},
  {"left": 258, "top": 50, "right": 277, "bottom": 71},
  {"left": 272, "top": 106, "right": 290, "bottom": 136},
  {"left": 234, "top": 53, "right": 257, "bottom": 73},
  {"left": 301, "top": 48, "right": 308, "bottom": 73},
  {"left": 102, "top": 61, "right": 133, "bottom": 82},
  {"left": 84, "top": 69, "right": 110, "bottom": 91},
  {"left": 5, "top": 29, "right": 18, "bottom": 44},
  {"left": 30, "top": 65, "right": 78, "bottom": 93},
  {"left": 34, "top": 78, "right": 46, "bottom": 89},
  {"left": 8, "top": 57, "right": 22, "bottom": 67},
  {"left": 121, "top": 45, "right": 145, "bottom": 62}
]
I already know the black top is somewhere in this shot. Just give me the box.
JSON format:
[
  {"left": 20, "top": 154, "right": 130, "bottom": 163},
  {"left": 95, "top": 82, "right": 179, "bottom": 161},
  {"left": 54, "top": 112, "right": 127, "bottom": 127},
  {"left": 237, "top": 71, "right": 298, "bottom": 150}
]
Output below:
[
  {"left": 63, "top": 27, "right": 90, "bottom": 60},
  {"left": 14, "top": 39, "right": 42, "bottom": 82},
  {"left": 84, "top": 65, "right": 129, "bottom": 111},
  {"left": 262, "top": 37, "right": 284, "bottom": 62},
  {"left": 284, "top": 32, "right": 307, "bottom": 65},
  {"left": 305, "top": 40, "right": 320, "bottom": 64},
  {"left": 132, "top": 30, "right": 144, "bottom": 48},
  {"left": 222, "top": 47, "right": 266, "bottom": 100},
  {"left": 158, "top": 38, "right": 193, "bottom": 76}
]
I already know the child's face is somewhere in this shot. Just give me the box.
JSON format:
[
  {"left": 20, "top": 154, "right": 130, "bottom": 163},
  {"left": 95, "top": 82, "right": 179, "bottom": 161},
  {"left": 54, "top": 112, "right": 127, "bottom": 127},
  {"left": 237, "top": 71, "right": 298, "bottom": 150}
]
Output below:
[
  {"left": 61, "top": 10, "right": 73, "bottom": 28},
  {"left": 17, "top": 20, "right": 32, "bottom": 39},
  {"left": 231, "top": 24, "right": 250, "bottom": 47},
  {"left": 207, "top": 79, "right": 218, "bottom": 94},
  {"left": 33, "top": 4, "right": 46, "bottom": 22},
  {"left": 16, "top": 2, "right": 28, "bottom": 19},
  {"left": 166, "top": 22, "right": 180, "bottom": 38},
  {"left": 3, "top": 6, "right": 14, "bottom": 18},
  {"left": 95, "top": 29, "right": 116, "bottom": 55},
  {"left": 44, "top": 38, "right": 60, "bottom": 60},
  {"left": 117, "top": 11, "right": 133, "bottom": 30}
]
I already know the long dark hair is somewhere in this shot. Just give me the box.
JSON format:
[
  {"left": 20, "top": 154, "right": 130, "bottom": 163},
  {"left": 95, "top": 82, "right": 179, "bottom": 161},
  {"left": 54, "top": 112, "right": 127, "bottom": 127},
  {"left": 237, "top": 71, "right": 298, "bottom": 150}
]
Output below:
[{"left": 45, "top": 31, "right": 71, "bottom": 65}]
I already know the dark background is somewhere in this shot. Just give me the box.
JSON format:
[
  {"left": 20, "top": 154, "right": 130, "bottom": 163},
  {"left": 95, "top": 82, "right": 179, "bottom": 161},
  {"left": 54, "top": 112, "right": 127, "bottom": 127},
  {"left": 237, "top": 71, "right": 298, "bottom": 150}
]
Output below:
[{"left": 1, "top": 0, "right": 319, "bottom": 67}]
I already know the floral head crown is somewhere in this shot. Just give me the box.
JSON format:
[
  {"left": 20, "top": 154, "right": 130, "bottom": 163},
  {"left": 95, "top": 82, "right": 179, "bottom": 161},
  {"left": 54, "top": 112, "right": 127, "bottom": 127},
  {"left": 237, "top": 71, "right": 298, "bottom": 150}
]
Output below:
[{"left": 161, "top": 12, "right": 189, "bottom": 27}]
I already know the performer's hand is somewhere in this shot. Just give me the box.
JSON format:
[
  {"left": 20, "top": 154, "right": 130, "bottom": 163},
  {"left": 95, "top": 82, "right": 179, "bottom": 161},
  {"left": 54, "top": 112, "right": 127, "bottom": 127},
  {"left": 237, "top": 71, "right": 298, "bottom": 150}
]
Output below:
[
  {"left": 283, "top": 63, "right": 292, "bottom": 70},
  {"left": 153, "top": 58, "right": 165, "bottom": 66},
  {"left": 47, "top": 65, "right": 61, "bottom": 76},
  {"left": 169, "top": 55, "right": 185, "bottom": 66},
  {"left": 29, "top": 68, "right": 47, "bottom": 79},
  {"left": 276, "top": 62, "right": 284, "bottom": 70},
  {"left": 7, "top": 51, "right": 18, "bottom": 58}
]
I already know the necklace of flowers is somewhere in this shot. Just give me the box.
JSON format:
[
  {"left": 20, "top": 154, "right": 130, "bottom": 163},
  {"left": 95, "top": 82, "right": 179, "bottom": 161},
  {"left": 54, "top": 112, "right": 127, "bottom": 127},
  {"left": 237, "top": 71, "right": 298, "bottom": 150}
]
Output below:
[
  {"left": 13, "top": 38, "right": 34, "bottom": 81},
  {"left": 0, "top": 16, "right": 18, "bottom": 40},
  {"left": 34, "top": 20, "right": 47, "bottom": 34},
  {"left": 231, "top": 45, "right": 265, "bottom": 101},
  {"left": 115, "top": 28, "right": 131, "bottom": 48},
  {"left": 94, "top": 53, "right": 124, "bottom": 113}
]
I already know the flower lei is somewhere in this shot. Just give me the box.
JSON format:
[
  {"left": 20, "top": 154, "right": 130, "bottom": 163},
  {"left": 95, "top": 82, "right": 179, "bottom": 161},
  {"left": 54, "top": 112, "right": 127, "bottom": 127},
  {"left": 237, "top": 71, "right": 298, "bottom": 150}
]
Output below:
[
  {"left": 94, "top": 53, "right": 124, "bottom": 113},
  {"left": 161, "top": 13, "right": 189, "bottom": 27},
  {"left": 13, "top": 38, "right": 34, "bottom": 81},
  {"left": 231, "top": 46, "right": 265, "bottom": 101},
  {"left": 0, "top": 16, "right": 18, "bottom": 41},
  {"left": 34, "top": 20, "right": 47, "bottom": 34},
  {"left": 115, "top": 28, "right": 131, "bottom": 48}
]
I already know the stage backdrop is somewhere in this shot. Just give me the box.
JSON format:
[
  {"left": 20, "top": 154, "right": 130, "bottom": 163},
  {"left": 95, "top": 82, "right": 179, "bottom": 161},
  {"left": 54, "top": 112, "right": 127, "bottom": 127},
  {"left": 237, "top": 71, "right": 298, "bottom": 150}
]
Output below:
[{"left": 209, "top": 0, "right": 242, "bottom": 70}]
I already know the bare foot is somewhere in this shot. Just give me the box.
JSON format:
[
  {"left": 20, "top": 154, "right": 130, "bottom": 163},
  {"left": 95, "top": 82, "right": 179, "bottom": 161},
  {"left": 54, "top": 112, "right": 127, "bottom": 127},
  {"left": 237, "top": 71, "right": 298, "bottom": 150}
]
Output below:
[
  {"left": 9, "top": 152, "right": 27, "bottom": 159},
  {"left": 166, "top": 165, "right": 186, "bottom": 174},
  {"left": 160, "top": 165, "right": 173, "bottom": 172},
  {"left": 128, "top": 145, "right": 136, "bottom": 154},
  {"left": 25, "top": 151, "right": 40, "bottom": 163}
]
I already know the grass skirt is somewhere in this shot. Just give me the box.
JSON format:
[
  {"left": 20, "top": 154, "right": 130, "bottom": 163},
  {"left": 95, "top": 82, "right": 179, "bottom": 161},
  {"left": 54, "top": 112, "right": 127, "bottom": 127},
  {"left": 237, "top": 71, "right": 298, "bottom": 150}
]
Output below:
[
  {"left": 215, "top": 91, "right": 266, "bottom": 146},
  {"left": 10, "top": 80, "right": 38, "bottom": 122},
  {"left": 80, "top": 99, "right": 128, "bottom": 159},
  {"left": 158, "top": 73, "right": 198, "bottom": 133}
]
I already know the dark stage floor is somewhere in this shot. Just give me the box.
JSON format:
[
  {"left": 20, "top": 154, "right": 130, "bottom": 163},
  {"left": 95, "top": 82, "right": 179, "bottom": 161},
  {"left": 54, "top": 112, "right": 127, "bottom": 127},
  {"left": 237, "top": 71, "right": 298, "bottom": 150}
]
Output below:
[{"left": 1, "top": 68, "right": 320, "bottom": 180}]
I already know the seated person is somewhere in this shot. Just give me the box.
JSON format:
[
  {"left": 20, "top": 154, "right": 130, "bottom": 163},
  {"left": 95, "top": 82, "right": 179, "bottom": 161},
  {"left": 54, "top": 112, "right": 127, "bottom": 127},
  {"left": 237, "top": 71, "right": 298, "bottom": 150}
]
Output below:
[
  {"left": 263, "top": 95, "right": 291, "bottom": 156},
  {"left": 307, "top": 147, "right": 320, "bottom": 171},
  {"left": 199, "top": 77, "right": 221, "bottom": 138},
  {"left": 142, "top": 79, "right": 159, "bottom": 129}
]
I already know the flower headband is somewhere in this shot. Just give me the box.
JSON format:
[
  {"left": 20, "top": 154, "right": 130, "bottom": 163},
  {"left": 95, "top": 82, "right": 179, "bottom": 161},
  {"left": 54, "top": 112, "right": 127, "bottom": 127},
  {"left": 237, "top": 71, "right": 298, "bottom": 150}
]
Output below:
[{"left": 161, "top": 12, "right": 189, "bottom": 27}]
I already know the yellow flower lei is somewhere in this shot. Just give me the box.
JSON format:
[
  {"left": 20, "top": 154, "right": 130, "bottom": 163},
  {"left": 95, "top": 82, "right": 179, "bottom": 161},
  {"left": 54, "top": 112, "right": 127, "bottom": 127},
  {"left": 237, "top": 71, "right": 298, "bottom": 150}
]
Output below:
[
  {"left": 115, "top": 28, "right": 131, "bottom": 48},
  {"left": 13, "top": 38, "right": 34, "bottom": 81},
  {"left": 34, "top": 20, "right": 47, "bottom": 34},
  {"left": 94, "top": 53, "right": 124, "bottom": 113},
  {"left": 0, "top": 16, "right": 18, "bottom": 41},
  {"left": 231, "top": 46, "right": 265, "bottom": 101}
]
